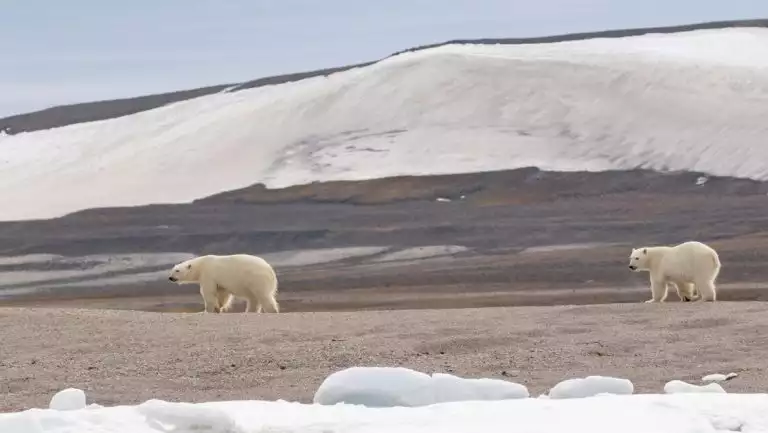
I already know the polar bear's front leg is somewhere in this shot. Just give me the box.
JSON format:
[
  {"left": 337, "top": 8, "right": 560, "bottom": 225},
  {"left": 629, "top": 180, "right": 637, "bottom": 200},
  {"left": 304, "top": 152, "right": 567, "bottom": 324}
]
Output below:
[
  {"left": 645, "top": 278, "right": 668, "bottom": 303},
  {"left": 669, "top": 282, "right": 683, "bottom": 301},
  {"left": 199, "top": 280, "right": 220, "bottom": 313}
]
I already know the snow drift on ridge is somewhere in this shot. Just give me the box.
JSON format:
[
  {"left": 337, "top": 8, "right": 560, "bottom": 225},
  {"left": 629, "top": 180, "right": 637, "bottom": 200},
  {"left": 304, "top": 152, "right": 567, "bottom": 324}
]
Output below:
[{"left": 1, "top": 27, "right": 767, "bottom": 221}]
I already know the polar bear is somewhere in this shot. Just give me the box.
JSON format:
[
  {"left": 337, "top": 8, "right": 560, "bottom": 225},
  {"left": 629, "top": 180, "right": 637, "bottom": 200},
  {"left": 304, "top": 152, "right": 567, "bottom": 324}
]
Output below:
[
  {"left": 628, "top": 241, "right": 721, "bottom": 303},
  {"left": 168, "top": 254, "right": 279, "bottom": 313}
]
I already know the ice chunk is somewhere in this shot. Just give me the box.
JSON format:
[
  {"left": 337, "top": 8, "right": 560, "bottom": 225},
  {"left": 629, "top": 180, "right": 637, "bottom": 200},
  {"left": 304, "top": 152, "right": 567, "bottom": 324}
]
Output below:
[
  {"left": 313, "top": 367, "right": 529, "bottom": 407},
  {"left": 49, "top": 388, "right": 86, "bottom": 411},
  {"left": 313, "top": 366, "right": 434, "bottom": 407},
  {"left": 548, "top": 376, "right": 634, "bottom": 399},
  {"left": 664, "top": 380, "right": 726, "bottom": 394},
  {"left": 702, "top": 372, "right": 738, "bottom": 382},
  {"left": 431, "top": 372, "right": 529, "bottom": 403}
]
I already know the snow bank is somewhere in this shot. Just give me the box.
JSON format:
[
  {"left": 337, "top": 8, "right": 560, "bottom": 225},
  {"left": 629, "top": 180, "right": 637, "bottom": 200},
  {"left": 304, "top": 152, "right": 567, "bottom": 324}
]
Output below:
[
  {"left": 547, "top": 375, "right": 634, "bottom": 399},
  {"left": 2, "top": 393, "right": 768, "bottom": 433},
  {"left": 2, "top": 28, "right": 768, "bottom": 221},
  {"left": 313, "top": 366, "right": 529, "bottom": 407}
]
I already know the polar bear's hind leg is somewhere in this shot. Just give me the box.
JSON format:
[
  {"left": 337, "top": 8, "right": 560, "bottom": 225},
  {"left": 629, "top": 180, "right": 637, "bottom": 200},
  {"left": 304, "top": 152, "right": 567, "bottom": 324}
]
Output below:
[
  {"left": 259, "top": 294, "right": 279, "bottom": 313},
  {"left": 216, "top": 285, "right": 234, "bottom": 312},
  {"left": 674, "top": 282, "right": 698, "bottom": 302},
  {"left": 244, "top": 297, "right": 262, "bottom": 313},
  {"left": 696, "top": 278, "right": 717, "bottom": 302}
]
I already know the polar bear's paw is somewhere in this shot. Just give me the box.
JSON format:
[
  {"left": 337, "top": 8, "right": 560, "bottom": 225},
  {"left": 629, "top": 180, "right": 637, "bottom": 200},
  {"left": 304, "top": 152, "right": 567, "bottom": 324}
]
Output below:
[{"left": 682, "top": 294, "right": 701, "bottom": 302}]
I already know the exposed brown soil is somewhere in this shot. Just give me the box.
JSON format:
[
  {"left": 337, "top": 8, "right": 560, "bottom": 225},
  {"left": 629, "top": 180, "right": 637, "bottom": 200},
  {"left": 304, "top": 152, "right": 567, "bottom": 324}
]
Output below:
[{"left": 2, "top": 302, "right": 766, "bottom": 412}]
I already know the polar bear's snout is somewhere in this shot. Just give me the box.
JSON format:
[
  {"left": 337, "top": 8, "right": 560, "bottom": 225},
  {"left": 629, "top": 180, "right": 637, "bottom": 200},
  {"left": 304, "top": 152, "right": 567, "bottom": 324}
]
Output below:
[
  {"left": 628, "top": 265, "right": 637, "bottom": 270},
  {"left": 169, "top": 276, "right": 177, "bottom": 282}
]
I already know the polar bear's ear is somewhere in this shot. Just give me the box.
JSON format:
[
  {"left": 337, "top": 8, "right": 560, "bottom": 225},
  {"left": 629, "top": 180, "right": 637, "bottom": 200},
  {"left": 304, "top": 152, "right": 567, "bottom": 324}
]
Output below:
[{"left": 642, "top": 248, "right": 647, "bottom": 255}]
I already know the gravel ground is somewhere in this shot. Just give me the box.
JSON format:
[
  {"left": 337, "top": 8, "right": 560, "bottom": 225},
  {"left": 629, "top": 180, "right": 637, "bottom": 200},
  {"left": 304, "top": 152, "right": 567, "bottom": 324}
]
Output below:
[{"left": 2, "top": 302, "right": 766, "bottom": 412}]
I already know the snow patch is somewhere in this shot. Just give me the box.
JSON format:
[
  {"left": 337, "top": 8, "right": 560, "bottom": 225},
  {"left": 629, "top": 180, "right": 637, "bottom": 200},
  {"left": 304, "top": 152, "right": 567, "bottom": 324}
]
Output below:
[
  {"left": 0, "top": 287, "right": 41, "bottom": 299},
  {"left": 0, "top": 253, "right": 195, "bottom": 287},
  {"left": 519, "top": 242, "right": 616, "bottom": 254},
  {"left": 372, "top": 245, "right": 469, "bottom": 262},
  {"left": 0, "top": 254, "right": 60, "bottom": 266},
  {"left": 261, "top": 246, "right": 389, "bottom": 267}
]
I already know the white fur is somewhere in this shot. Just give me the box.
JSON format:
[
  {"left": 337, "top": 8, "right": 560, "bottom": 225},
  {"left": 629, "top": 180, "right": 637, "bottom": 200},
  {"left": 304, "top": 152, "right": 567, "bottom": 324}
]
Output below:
[
  {"left": 628, "top": 241, "right": 721, "bottom": 303},
  {"left": 168, "top": 254, "right": 279, "bottom": 313}
]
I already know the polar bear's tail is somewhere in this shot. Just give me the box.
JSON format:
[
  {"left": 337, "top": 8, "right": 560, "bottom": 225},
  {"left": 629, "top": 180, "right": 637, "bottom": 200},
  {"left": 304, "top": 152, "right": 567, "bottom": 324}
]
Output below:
[
  {"left": 269, "top": 267, "right": 279, "bottom": 295},
  {"left": 266, "top": 266, "right": 279, "bottom": 313},
  {"left": 710, "top": 249, "right": 722, "bottom": 280}
]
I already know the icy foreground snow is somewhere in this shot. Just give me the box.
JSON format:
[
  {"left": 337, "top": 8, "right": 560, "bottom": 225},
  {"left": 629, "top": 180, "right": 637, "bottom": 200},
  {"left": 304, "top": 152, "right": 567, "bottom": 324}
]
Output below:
[
  {"left": 2, "top": 28, "right": 768, "bottom": 220},
  {"left": 2, "top": 369, "right": 763, "bottom": 433},
  {"left": 3, "top": 394, "right": 768, "bottom": 433}
]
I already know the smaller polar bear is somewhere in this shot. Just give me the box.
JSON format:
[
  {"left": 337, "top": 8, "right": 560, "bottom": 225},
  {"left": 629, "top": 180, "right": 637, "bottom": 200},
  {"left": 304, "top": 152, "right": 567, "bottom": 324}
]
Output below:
[
  {"left": 628, "top": 241, "right": 721, "bottom": 303},
  {"left": 168, "top": 254, "right": 279, "bottom": 313}
]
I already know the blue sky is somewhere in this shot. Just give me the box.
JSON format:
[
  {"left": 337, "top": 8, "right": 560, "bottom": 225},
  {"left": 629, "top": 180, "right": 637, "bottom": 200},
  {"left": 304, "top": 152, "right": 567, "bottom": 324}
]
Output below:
[{"left": 1, "top": 0, "right": 766, "bottom": 117}]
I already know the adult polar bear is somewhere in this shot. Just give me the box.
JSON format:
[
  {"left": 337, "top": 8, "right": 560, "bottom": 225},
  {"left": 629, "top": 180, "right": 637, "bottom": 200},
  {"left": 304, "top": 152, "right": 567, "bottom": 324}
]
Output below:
[
  {"left": 168, "top": 254, "right": 279, "bottom": 313},
  {"left": 628, "top": 241, "right": 721, "bottom": 303}
]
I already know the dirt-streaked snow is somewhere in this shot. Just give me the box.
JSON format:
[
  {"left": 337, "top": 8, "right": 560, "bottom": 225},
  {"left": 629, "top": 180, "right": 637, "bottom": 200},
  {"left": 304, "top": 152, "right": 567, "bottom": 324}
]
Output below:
[{"left": 1, "top": 28, "right": 767, "bottom": 221}]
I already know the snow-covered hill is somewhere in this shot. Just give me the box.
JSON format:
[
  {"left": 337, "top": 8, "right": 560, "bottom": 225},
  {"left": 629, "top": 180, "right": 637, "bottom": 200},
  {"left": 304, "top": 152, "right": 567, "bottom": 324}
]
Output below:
[{"left": 1, "top": 27, "right": 767, "bottom": 221}]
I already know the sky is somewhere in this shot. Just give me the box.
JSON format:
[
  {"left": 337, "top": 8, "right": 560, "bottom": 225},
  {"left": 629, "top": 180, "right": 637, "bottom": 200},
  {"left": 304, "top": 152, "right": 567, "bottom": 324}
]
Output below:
[{"left": 1, "top": 0, "right": 767, "bottom": 117}]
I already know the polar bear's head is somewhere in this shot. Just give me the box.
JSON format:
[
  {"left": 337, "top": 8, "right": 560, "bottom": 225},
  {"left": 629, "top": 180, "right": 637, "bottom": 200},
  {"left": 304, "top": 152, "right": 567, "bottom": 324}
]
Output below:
[
  {"left": 627, "top": 248, "right": 649, "bottom": 271},
  {"left": 168, "top": 259, "right": 199, "bottom": 284}
]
